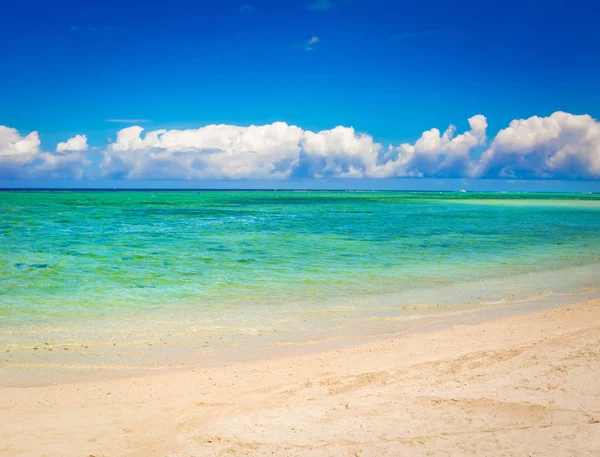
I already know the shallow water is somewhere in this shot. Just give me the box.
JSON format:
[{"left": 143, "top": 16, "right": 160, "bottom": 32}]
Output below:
[{"left": 1, "top": 191, "right": 599, "bottom": 383}]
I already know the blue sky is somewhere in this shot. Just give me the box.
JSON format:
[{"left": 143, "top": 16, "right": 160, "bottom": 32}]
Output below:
[{"left": 1, "top": 0, "right": 600, "bottom": 189}]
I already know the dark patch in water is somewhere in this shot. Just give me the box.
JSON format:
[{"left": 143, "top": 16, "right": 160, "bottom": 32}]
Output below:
[
  {"left": 121, "top": 256, "right": 145, "bottom": 261},
  {"left": 207, "top": 246, "right": 230, "bottom": 252},
  {"left": 12, "top": 262, "right": 48, "bottom": 270}
]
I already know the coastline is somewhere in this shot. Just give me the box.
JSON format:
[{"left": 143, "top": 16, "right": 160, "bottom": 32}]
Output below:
[
  {"left": 2, "top": 280, "right": 599, "bottom": 388},
  {"left": 2, "top": 191, "right": 598, "bottom": 391},
  {"left": 1, "top": 297, "right": 599, "bottom": 456}
]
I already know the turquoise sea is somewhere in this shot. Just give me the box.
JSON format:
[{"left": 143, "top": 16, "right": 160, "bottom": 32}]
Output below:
[{"left": 1, "top": 191, "right": 599, "bottom": 384}]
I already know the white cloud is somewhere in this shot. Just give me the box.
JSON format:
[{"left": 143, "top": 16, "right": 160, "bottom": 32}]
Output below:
[
  {"left": 299, "top": 126, "right": 382, "bottom": 178},
  {"left": 36, "top": 150, "right": 89, "bottom": 180},
  {"left": 0, "top": 126, "right": 41, "bottom": 178},
  {"left": 472, "top": 112, "right": 600, "bottom": 179},
  {"left": 1, "top": 111, "right": 599, "bottom": 181},
  {"left": 57, "top": 134, "right": 88, "bottom": 152},
  {"left": 0, "top": 126, "right": 89, "bottom": 179},
  {"left": 294, "top": 114, "right": 488, "bottom": 179},
  {"left": 101, "top": 123, "right": 304, "bottom": 180},
  {"left": 379, "top": 114, "right": 488, "bottom": 178}
]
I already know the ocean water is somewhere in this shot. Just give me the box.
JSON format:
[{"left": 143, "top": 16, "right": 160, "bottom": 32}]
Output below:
[{"left": 1, "top": 191, "right": 599, "bottom": 383}]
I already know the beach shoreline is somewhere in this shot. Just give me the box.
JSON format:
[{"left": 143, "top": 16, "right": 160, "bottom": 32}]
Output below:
[
  {"left": 2, "top": 297, "right": 599, "bottom": 456},
  {"left": 2, "top": 284, "right": 598, "bottom": 388}
]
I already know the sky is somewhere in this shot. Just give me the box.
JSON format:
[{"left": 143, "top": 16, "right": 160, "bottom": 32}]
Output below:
[{"left": 1, "top": 0, "right": 600, "bottom": 190}]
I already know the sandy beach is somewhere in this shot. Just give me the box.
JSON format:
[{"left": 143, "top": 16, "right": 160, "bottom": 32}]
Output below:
[{"left": 1, "top": 298, "right": 599, "bottom": 457}]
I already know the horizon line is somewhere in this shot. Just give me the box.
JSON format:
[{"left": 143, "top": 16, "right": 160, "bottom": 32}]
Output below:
[{"left": 0, "top": 188, "right": 596, "bottom": 194}]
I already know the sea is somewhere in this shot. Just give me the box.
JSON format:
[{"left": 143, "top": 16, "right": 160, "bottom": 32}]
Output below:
[{"left": 1, "top": 190, "right": 599, "bottom": 385}]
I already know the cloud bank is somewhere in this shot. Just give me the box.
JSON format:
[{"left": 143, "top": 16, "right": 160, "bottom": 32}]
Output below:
[{"left": 1, "top": 111, "right": 599, "bottom": 181}]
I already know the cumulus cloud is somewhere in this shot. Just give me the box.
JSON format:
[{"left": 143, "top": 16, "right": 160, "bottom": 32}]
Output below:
[
  {"left": 299, "top": 126, "right": 382, "bottom": 178},
  {"left": 101, "top": 122, "right": 304, "bottom": 180},
  {"left": 57, "top": 134, "right": 88, "bottom": 152},
  {"left": 0, "top": 126, "right": 41, "bottom": 178},
  {"left": 380, "top": 114, "right": 488, "bottom": 178},
  {"left": 99, "top": 112, "right": 598, "bottom": 181},
  {"left": 0, "top": 127, "right": 89, "bottom": 179},
  {"left": 472, "top": 111, "right": 600, "bottom": 179},
  {"left": 1, "top": 111, "right": 599, "bottom": 181},
  {"left": 36, "top": 150, "right": 89, "bottom": 180}
]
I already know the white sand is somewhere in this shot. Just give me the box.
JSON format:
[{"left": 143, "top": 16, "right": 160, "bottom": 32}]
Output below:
[{"left": 1, "top": 299, "right": 599, "bottom": 456}]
